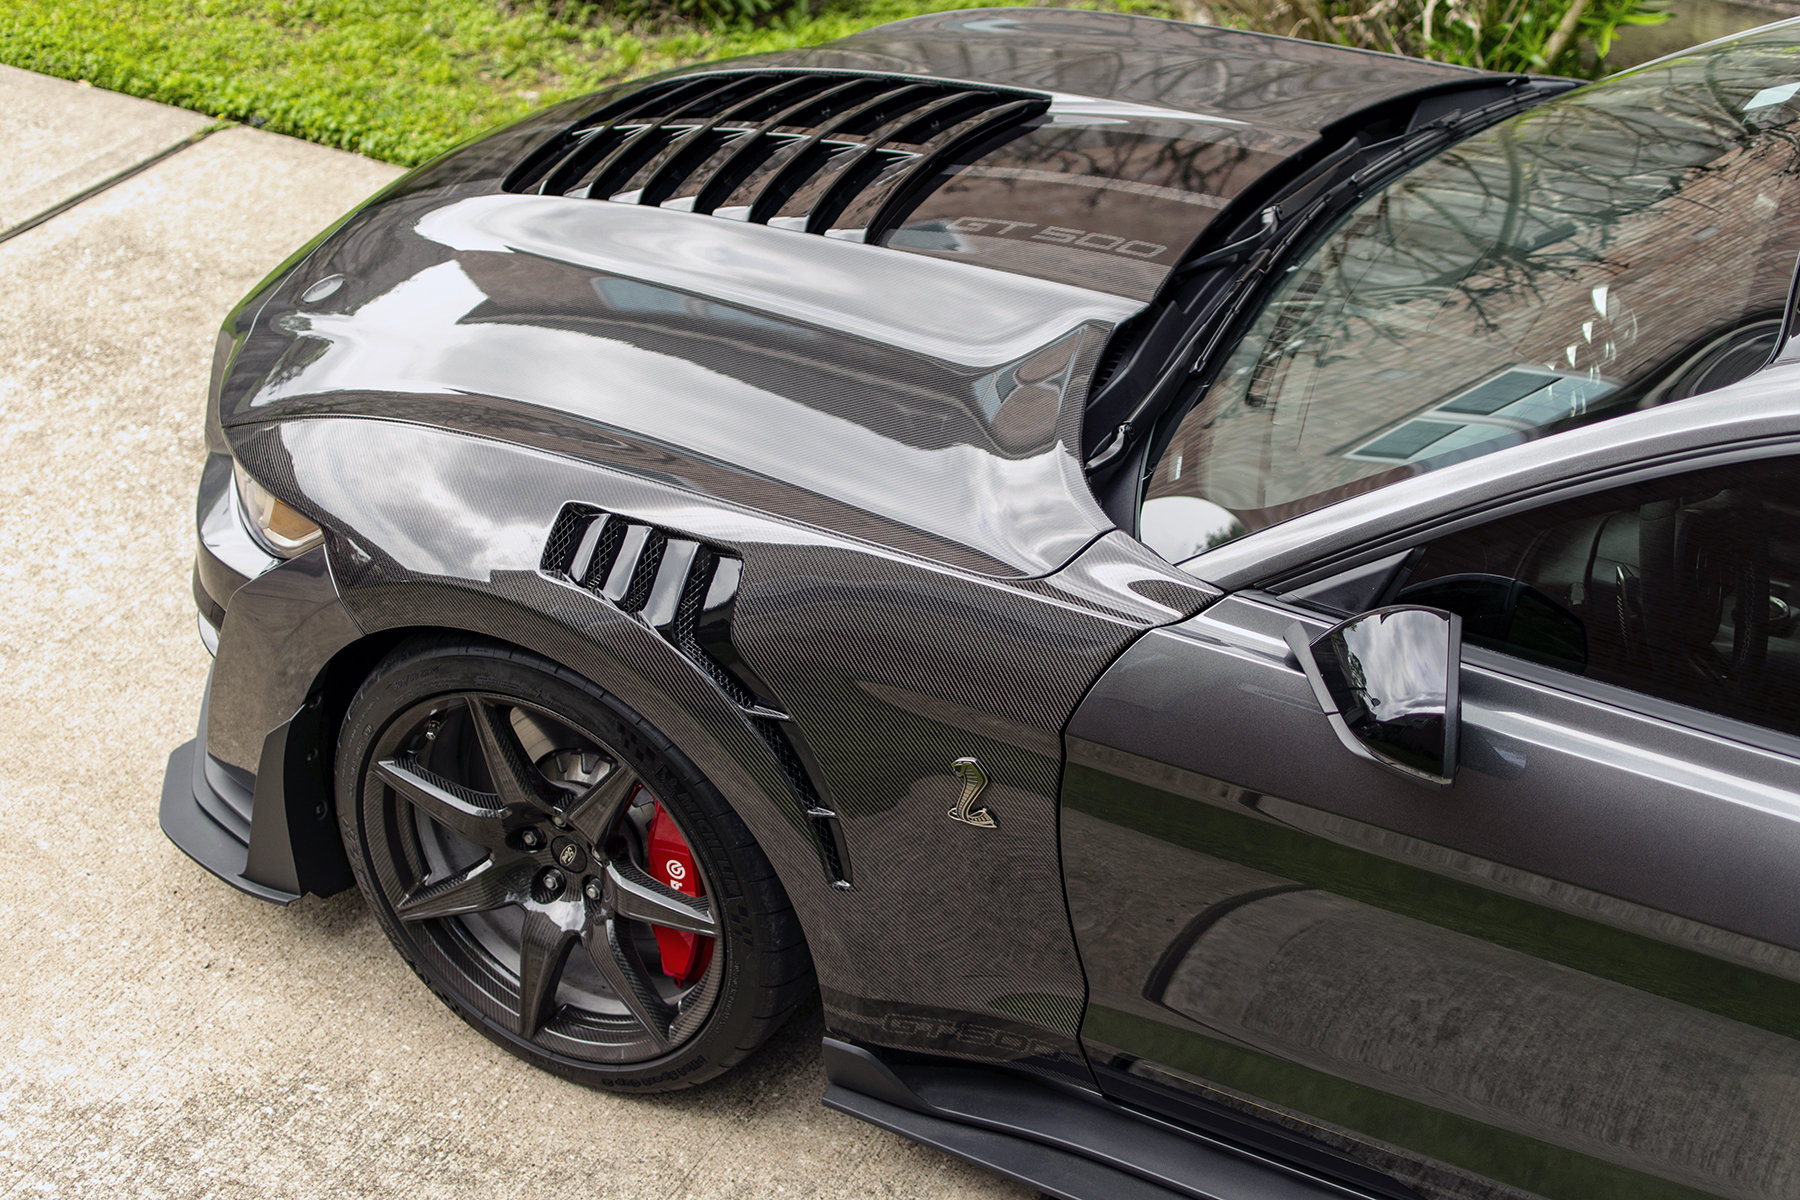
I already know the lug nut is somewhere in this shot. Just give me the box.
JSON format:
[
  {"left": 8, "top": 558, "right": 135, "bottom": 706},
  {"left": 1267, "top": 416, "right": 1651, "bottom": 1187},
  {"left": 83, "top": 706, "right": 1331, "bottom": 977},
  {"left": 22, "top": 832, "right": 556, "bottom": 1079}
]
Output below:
[
  {"left": 583, "top": 878, "right": 603, "bottom": 902},
  {"left": 538, "top": 869, "right": 565, "bottom": 898},
  {"left": 552, "top": 815, "right": 568, "bottom": 829},
  {"left": 521, "top": 829, "right": 544, "bottom": 849}
]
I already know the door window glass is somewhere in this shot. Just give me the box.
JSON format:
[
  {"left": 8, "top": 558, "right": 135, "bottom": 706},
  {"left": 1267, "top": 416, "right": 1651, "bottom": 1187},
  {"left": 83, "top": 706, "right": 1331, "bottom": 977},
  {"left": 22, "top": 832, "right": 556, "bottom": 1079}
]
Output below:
[
  {"left": 1142, "top": 26, "right": 1800, "bottom": 561},
  {"left": 1398, "top": 457, "right": 1800, "bottom": 736}
]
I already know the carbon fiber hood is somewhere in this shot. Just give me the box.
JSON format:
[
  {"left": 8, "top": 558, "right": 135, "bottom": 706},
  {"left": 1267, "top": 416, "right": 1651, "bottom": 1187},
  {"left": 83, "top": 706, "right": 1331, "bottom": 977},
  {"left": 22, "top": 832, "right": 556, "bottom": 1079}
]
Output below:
[
  {"left": 620, "top": 10, "right": 1488, "bottom": 299},
  {"left": 724, "top": 8, "right": 1480, "bottom": 134},
  {"left": 211, "top": 11, "right": 1489, "bottom": 578},
  {"left": 217, "top": 185, "right": 1140, "bottom": 578}
]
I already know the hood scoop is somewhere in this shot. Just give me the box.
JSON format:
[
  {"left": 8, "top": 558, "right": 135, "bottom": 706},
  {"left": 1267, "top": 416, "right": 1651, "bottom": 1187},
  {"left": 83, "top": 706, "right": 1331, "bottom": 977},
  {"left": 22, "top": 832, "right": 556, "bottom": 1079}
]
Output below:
[{"left": 502, "top": 70, "right": 1049, "bottom": 247}]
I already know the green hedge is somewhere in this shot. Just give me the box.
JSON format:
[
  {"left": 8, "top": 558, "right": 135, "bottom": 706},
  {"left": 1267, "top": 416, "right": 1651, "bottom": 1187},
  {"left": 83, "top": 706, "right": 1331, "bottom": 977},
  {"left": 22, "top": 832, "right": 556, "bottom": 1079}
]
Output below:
[{"left": 1204, "top": 0, "right": 1670, "bottom": 77}]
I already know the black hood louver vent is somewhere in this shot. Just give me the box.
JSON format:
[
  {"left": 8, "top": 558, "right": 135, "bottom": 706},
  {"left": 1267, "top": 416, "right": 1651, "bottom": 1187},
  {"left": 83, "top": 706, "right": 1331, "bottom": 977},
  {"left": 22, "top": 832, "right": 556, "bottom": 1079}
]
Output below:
[
  {"left": 541, "top": 503, "right": 854, "bottom": 888},
  {"left": 502, "top": 71, "right": 1050, "bottom": 247}
]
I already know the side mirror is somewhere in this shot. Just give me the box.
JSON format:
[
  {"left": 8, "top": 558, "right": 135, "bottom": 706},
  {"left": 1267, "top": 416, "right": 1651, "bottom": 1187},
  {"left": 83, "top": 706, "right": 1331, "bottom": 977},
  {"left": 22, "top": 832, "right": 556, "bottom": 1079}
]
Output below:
[{"left": 1284, "top": 606, "right": 1463, "bottom": 788}]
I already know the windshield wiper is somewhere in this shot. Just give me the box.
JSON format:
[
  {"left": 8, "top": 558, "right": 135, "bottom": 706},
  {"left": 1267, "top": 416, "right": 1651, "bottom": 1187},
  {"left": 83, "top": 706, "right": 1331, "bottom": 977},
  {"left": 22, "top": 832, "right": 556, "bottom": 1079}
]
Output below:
[{"left": 1083, "top": 83, "right": 1569, "bottom": 475}]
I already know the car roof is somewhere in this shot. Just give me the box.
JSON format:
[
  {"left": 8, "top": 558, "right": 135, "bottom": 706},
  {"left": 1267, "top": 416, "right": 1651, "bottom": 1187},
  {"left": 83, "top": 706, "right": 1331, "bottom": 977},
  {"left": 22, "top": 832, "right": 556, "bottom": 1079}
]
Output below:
[{"left": 1180, "top": 358, "right": 1800, "bottom": 591}]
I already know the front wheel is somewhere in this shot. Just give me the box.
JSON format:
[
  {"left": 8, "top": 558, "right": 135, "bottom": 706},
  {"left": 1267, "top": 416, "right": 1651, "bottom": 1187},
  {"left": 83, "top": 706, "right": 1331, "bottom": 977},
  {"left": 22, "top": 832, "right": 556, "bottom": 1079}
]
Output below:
[{"left": 336, "top": 635, "right": 813, "bottom": 1091}]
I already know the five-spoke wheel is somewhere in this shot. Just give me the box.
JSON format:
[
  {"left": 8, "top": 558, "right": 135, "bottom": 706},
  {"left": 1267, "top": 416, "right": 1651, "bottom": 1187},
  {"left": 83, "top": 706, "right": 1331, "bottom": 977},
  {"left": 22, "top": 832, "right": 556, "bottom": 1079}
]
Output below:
[{"left": 337, "top": 637, "right": 812, "bottom": 1089}]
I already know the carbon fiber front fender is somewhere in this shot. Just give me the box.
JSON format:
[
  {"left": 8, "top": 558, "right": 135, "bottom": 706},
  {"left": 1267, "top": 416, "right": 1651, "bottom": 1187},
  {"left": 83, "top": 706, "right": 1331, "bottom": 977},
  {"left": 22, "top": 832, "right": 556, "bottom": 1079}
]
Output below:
[{"left": 221, "top": 414, "right": 1216, "bottom": 1084}]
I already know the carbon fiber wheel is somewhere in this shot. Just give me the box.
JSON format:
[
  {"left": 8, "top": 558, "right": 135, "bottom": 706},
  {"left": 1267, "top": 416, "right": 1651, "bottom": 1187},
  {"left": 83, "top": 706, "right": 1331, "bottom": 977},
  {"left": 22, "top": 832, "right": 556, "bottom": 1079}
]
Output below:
[{"left": 337, "top": 635, "right": 813, "bottom": 1091}]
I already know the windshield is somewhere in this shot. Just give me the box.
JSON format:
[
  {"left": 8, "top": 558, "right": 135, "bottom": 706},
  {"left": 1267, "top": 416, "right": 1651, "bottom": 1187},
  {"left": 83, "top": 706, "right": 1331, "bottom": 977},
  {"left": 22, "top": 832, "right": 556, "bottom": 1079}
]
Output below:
[{"left": 1142, "top": 25, "right": 1800, "bottom": 561}]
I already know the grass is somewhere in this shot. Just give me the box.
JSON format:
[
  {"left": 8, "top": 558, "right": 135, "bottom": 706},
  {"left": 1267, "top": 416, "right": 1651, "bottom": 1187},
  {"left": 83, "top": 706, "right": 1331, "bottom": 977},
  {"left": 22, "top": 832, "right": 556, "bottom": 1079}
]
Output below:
[
  {"left": 0, "top": 0, "right": 1668, "bottom": 167},
  {"left": 0, "top": 0, "right": 1138, "bottom": 166}
]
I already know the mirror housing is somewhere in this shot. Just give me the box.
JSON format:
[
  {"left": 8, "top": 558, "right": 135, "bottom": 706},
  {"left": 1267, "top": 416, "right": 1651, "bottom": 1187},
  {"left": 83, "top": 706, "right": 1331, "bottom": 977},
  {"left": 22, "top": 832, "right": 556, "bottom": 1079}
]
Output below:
[{"left": 1285, "top": 606, "right": 1463, "bottom": 788}]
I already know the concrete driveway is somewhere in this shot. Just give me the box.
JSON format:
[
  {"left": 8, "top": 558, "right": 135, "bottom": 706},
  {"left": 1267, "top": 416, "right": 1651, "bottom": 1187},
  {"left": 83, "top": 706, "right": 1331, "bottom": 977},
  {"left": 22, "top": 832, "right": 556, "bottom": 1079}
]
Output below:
[{"left": 0, "top": 65, "right": 1031, "bottom": 1200}]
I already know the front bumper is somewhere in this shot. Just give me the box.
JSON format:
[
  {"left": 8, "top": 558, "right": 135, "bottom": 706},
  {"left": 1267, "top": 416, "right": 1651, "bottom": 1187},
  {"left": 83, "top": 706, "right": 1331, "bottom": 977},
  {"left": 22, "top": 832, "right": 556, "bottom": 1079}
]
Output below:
[
  {"left": 160, "top": 673, "right": 301, "bottom": 905},
  {"left": 162, "top": 454, "right": 300, "bottom": 901},
  {"left": 161, "top": 452, "right": 361, "bottom": 905},
  {"left": 193, "top": 453, "right": 275, "bottom": 631}
]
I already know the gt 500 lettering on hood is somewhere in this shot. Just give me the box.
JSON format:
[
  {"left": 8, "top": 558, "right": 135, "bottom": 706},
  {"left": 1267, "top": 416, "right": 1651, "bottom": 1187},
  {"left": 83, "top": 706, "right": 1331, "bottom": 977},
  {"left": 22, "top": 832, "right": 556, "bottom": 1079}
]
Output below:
[
  {"left": 939, "top": 217, "right": 1170, "bottom": 259},
  {"left": 879, "top": 119, "right": 1292, "bottom": 299}
]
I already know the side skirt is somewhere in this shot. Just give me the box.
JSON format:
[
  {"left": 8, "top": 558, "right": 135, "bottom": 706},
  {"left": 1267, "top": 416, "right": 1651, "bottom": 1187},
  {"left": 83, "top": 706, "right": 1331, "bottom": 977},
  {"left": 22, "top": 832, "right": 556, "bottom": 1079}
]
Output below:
[{"left": 821, "top": 1039, "right": 1378, "bottom": 1200}]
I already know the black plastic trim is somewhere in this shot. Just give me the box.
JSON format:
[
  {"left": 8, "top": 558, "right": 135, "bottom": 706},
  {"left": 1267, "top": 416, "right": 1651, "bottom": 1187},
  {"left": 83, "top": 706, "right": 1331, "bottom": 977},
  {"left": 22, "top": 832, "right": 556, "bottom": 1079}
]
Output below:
[
  {"left": 825, "top": 1084, "right": 1190, "bottom": 1200},
  {"left": 1093, "top": 1063, "right": 1422, "bottom": 1200},
  {"left": 509, "top": 68, "right": 1048, "bottom": 249},
  {"left": 865, "top": 96, "right": 1051, "bottom": 246},
  {"left": 637, "top": 76, "right": 823, "bottom": 207},
  {"left": 159, "top": 683, "right": 301, "bottom": 906},
  {"left": 242, "top": 696, "right": 356, "bottom": 898},
  {"left": 541, "top": 502, "right": 853, "bottom": 886},
  {"left": 821, "top": 1039, "right": 1376, "bottom": 1200},
  {"left": 1084, "top": 76, "right": 1576, "bottom": 523},
  {"left": 191, "top": 561, "right": 227, "bottom": 630}
]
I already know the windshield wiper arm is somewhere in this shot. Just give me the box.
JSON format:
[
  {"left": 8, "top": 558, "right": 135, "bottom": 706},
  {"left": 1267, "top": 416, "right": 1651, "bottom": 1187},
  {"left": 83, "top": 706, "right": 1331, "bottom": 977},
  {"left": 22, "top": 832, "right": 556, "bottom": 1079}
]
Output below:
[{"left": 1084, "top": 84, "right": 1566, "bottom": 475}]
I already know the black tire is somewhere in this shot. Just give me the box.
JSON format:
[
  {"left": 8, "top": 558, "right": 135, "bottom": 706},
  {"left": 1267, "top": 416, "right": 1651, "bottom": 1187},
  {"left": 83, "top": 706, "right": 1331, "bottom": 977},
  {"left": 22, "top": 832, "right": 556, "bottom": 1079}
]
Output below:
[{"left": 335, "top": 634, "right": 814, "bottom": 1091}]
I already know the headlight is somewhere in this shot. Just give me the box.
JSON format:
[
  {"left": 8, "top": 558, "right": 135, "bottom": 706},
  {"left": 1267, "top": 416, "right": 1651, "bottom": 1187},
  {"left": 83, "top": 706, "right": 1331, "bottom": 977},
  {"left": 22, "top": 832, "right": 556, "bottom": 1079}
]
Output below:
[{"left": 233, "top": 461, "right": 323, "bottom": 556}]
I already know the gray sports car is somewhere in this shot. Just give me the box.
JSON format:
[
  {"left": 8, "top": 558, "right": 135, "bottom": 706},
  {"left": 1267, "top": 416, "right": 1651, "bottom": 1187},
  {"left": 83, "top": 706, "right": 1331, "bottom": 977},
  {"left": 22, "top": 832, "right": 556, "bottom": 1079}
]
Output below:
[{"left": 165, "top": 9, "right": 1800, "bottom": 1199}]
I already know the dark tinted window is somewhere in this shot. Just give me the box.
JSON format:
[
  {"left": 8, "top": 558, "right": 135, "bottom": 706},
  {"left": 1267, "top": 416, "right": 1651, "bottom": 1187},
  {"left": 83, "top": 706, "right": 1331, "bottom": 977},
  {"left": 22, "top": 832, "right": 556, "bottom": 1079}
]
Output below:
[
  {"left": 1400, "top": 457, "right": 1800, "bottom": 736},
  {"left": 1139, "top": 27, "right": 1800, "bottom": 562}
]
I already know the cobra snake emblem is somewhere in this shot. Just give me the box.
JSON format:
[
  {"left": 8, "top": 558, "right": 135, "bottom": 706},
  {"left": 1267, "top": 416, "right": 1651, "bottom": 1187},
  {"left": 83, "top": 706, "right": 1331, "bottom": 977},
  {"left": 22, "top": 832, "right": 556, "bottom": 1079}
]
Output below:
[{"left": 948, "top": 757, "right": 997, "bottom": 829}]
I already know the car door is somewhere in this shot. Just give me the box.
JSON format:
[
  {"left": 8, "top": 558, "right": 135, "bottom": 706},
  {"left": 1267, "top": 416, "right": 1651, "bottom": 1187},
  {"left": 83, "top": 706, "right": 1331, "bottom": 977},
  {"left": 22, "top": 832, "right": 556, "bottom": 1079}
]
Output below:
[{"left": 1063, "top": 448, "right": 1800, "bottom": 1200}]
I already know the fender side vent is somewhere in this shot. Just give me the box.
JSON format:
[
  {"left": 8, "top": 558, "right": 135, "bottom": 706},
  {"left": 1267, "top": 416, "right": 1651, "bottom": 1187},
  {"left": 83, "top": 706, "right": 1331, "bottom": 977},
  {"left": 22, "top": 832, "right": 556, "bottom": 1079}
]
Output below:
[
  {"left": 540, "top": 502, "right": 604, "bottom": 576},
  {"left": 501, "top": 70, "right": 1049, "bottom": 249},
  {"left": 542, "top": 503, "right": 853, "bottom": 886}
]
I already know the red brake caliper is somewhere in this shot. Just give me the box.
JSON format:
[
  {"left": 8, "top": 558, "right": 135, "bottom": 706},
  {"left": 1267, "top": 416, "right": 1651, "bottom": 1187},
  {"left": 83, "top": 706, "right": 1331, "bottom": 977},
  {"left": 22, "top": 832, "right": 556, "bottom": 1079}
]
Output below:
[{"left": 647, "top": 803, "right": 713, "bottom": 985}]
